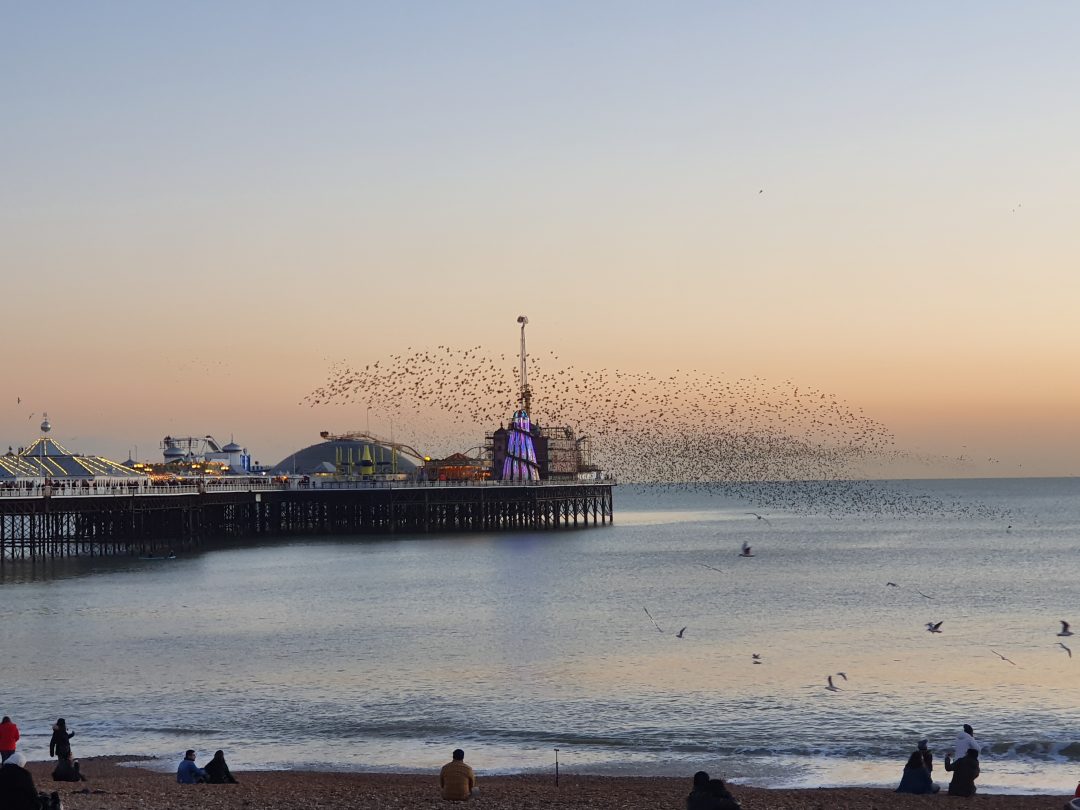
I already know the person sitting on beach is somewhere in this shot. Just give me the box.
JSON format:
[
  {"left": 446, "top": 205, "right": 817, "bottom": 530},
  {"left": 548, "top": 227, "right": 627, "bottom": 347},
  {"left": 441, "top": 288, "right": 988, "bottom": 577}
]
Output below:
[
  {"left": 687, "top": 771, "right": 741, "bottom": 810},
  {"left": 439, "top": 748, "right": 476, "bottom": 801},
  {"left": 954, "top": 723, "right": 980, "bottom": 759},
  {"left": 52, "top": 753, "right": 87, "bottom": 782},
  {"left": 202, "top": 750, "right": 238, "bottom": 784},
  {"left": 0, "top": 716, "right": 19, "bottom": 761},
  {"left": 0, "top": 753, "right": 41, "bottom": 810},
  {"left": 48, "top": 719, "right": 75, "bottom": 760},
  {"left": 895, "top": 749, "right": 939, "bottom": 794},
  {"left": 943, "top": 747, "right": 980, "bottom": 797},
  {"left": 177, "top": 749, "right": 208, "bottom": 784},
  {"left": 917, "top": 738, "right": 933, "bottom": 772}
]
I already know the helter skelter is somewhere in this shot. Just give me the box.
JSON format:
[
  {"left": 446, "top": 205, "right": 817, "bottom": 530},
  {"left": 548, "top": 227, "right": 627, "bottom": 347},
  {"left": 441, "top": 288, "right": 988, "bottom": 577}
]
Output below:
[{"left": 501, "top": 315, "right": 541, "bottom": 481}]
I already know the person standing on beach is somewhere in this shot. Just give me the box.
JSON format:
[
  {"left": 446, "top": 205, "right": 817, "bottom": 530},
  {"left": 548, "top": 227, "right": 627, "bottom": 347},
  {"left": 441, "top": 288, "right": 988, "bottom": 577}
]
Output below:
[
  {"left": 439, "top": 748, "right": 476, "bottom": 801},
  {"left": 954, "top": 724, "right": 980, "bottom": 759},
  {"left": 943, "top": 747, "right": 980, "bottom": 796},
  {"left": 48, "top": 719, "right": 74, "bottom": 761},
  {"left": 177, "top": 749, "right": 208, "bottom": 784},
  {"left": 0, "top": 716, "right": 19, "bottom": 761}
]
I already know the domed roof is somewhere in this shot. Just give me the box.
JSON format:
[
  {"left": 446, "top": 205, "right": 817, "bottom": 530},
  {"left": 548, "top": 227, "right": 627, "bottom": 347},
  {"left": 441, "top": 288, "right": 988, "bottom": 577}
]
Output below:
[
  {"left": 0, "top": 435, "right": 147, "bottom": 480},
  {"left": 273, "top": 440, "right": 417, "bottom": 476},
  {"left": 222, "top": 442, "right": 243, "bottom": 452}
]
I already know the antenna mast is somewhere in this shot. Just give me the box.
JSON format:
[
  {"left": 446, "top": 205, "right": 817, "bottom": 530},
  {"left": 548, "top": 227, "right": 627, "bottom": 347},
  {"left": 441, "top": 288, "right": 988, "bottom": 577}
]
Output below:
[{"left": 517, "top": 315, "right": 531, "bottom": 413}]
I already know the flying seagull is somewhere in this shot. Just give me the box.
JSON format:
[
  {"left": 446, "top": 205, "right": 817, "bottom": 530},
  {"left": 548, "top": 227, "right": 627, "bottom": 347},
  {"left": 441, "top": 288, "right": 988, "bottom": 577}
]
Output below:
[
  {"left": 739, "top": 541, "right": 754, "bottom": 558},
  {"left": 886, "top": 582, "right": 899, "bottom": 587},
  {"left": 990, "top": 649, "right": 1017, "bottom": 666},
  {"left": 643, "top": 607, "right": 664, "bottom": 634},
  {"left": 1059, "top": 620, "right": 1073, "bottom": 637},
  {"left": 825, "top": 675, "right": 842, "bottom": 692},
  {"left": 675, "top": 627, "right": 687, "bottom": 639},
  {"left": 926, "top": 621, "right": 944, "bottom": 634},
  {"left": 1057, "top": 642, "right": 1072, "bottom": 658},
  {"left": 745, "top": 512, "right": 771, "bottom": 524},
  {"left": 696, "top": 563, "right": 724, "bottom": 573},
  {"left": 836, "top": 671, "right": 848, "bottom": 681},
  {"left": 752, "top": 653, "right": 762, "bottom": 664}
]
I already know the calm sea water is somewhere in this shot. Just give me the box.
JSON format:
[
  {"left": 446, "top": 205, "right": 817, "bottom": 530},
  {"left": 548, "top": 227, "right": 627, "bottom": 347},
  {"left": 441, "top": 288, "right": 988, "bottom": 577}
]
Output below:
[{"left": 2, "top": 479, "right": 1078, "bottom": 794}]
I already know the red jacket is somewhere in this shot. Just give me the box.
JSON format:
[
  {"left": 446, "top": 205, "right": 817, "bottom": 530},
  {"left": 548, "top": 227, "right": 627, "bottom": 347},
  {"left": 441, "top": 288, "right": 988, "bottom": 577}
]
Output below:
[{"left": 0, "top": 719, "right": 19, "bottom": 750}]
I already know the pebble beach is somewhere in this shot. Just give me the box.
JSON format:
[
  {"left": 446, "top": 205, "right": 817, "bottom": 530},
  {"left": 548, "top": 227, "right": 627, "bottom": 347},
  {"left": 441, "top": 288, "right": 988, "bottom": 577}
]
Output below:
[{"left": 21, "top": 757, "right": 1071, "bottom": 810}]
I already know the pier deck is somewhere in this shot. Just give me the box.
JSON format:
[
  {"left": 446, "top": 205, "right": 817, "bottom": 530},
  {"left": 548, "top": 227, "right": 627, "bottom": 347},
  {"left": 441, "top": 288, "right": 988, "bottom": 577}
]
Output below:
[{"left": 0, "top": 480, "right": 614, "bottom": 561}]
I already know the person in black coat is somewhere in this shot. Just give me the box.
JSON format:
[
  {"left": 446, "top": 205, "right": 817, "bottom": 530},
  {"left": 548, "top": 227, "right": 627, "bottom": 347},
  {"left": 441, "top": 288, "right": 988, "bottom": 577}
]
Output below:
[
  {"left": 944, "top": 748, "right": 980, "bottom": 797},
  {"left": 896, "top": 750, "right": 939, "bottom": 794},
  {"left": 202, "top": 750, "right": 239, "bottom": 784},
  {"left": 687, "top": 771, "right": 741, "bottom": 810},
  {"left": 49, "top": 719, "right": 75, "bottom": 759},
  {"left": 0, "top": 753, "right": 41, "bottom": 810},
  {"left": 52, "top": 754, "right": 87, "bottom": 782}
]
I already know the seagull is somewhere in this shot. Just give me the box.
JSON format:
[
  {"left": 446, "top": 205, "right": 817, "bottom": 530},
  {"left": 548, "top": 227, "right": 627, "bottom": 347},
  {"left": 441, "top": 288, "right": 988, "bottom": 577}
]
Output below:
[
  {"left": 1057, "top": 642, "right": 1072, "bottom": 658},
  {"left": 752, "top": 653, "right": 762, "bottom": 664},
  {"left": 926, "top": 621, "right": 944, "bottom": 634},
  {"left": 675, "top": 627, "right": 687, "bottom": 638},
  {"left": 696, "top": 563, "right": 724, "bottom": 573},
  {"left": 825, "top": 675, "right": 842, "bottom": 691},
  {"left": 836, "top": 671, "right": 848, "bottom": 681},
  {"left": 745, "top": 512, "right": 771, "bottom": 524},
  {"left": 990, "top": 649, "right": 1017, "bottom": 666},
  {"left": 913, "top": 588, "right": 935, "bottom": 600},
  {"left": 886, "top": 582, "right": 899, "bottom": 587},
  {"left": 643, "top": 607, "right": 664, "bottom": 633},
  {"left": 1059, "top": 620, "right": 1073, "bottom": 637},
  {"left": 739, "top": 541, "right": 754, "bottom": 558}
]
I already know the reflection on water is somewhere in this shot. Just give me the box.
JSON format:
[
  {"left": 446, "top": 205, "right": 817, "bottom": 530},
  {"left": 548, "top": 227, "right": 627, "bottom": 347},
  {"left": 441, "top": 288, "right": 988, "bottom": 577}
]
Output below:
[{"left": 2, "top": 480, "right": 1078, "bottom": 793}]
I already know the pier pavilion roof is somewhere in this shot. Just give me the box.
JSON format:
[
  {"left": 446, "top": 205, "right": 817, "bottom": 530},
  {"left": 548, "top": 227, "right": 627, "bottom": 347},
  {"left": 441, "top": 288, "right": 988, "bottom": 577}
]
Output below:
[{"left": 0, "top": 429, "right": 147, "bottom": 481}]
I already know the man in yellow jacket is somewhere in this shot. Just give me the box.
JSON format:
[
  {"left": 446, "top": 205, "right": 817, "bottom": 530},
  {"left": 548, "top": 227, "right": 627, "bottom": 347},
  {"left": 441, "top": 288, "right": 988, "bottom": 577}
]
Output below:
[{"left": 439, "top": 748, "right": 476, "bottom": 801}]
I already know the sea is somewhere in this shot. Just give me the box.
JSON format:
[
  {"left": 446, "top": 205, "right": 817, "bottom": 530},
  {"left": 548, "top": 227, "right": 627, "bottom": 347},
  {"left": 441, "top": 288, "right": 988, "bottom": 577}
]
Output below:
[{"left": 1, "top": 478, "right": 1077, "bottom": 794}]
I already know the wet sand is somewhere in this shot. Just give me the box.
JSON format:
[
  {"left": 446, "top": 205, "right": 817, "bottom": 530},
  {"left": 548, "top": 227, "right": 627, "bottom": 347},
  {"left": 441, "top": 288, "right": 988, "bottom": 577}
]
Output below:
[{"left": 23, "top": 757, "right": 1070, "bottom": 809}]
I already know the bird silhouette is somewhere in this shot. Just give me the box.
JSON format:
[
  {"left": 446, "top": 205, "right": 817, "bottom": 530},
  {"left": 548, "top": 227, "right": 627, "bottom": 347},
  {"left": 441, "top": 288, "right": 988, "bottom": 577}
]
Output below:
[
  {"left": 1058, "top": 620, "right": 1073, "bottom": 637},
  {"left": 926, "top": 621, "right": 944, "bottom": 634}
]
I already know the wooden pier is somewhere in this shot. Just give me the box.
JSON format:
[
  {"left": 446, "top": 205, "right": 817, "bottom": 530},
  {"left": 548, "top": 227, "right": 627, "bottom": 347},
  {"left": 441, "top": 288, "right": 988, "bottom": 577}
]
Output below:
[{"left": 0, "top": 481, "right": 615, "bottom": 562}]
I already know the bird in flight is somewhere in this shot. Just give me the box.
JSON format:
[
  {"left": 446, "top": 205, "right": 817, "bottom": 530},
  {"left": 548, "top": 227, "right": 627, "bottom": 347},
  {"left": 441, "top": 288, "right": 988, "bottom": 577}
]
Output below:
[
  {"left": 825, "top": 675, "right": 842, "bottom": 691},
  {"left": 739, "top": 541, "right": 754, "bottom": 558},
  {"left": 990, "top": 649, "right": 1017, "bottom": 666},
  {"left": 836, "top": 671, "right": 848, "bottom": 681},
  {"left": 745, "top": 512, "right": 771, "bottom": 524},
  {"left": 675, "top": 627, "right": 687, "bottom": 639},
  {"left": 752, "top": 653, "right": 762, "bottom": 664},
  {"left": 886, "top": 582, "right": 899, "bottom": 587},
  {"left": 926, "top": 621, "right": 944, "bottom": 634},
  {"left": 696, "top": 563, "right": 724, "bottom": 573},
  {"left": 1059, "top": 620, "right": 1073, "bottom": 637},
  {"left": 643, "top": 607, "right": 664, "bottom": 633},
  {"left": 1057, "top": 642, "right": 1072, "bottom": 658}
]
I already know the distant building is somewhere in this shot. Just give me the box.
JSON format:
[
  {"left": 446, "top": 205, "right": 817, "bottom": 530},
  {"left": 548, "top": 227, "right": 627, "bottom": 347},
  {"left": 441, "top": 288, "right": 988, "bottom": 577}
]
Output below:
[
  {"left": 273, "top": 439, "right": 418, "bottom": 477},
  {"left": 161, "top": 435, "right": 252, "bottom": 474}
]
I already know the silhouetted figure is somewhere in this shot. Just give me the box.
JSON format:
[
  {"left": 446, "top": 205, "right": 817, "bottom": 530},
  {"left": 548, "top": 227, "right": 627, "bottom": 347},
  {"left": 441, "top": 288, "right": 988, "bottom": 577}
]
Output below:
[
  {"left": 944, "top": 748, "right": 980, "bottom": 797},
  {"left": 52, "top": 754, "right": 86, "bottom": 782},
  {"left": 896, "top": 750, "right": 939, "bottom": 794},
  {"left": 203, "top": 750, "right": 238, "bottom": 784},
  {"left": 687, "top": 770, "right": 741, "bottom": 810},
  {"left": 48, "top": 719, "right": 74, "bottom": 760},
  {"left": 0, "top": 753, "right": 40, "bottom": 810}
]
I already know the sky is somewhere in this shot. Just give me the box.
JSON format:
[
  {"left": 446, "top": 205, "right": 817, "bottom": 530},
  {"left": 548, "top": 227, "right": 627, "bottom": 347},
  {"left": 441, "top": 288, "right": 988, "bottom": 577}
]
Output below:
[{"left": 2, "top": 2, "right": 1078, "bottom": 476}]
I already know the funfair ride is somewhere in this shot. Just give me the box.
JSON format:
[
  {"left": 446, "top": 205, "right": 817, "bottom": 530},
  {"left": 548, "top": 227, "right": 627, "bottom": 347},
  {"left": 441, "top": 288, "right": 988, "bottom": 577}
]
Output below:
[{"left": 501, "top": 315, "right": 541, "bottom": 482}]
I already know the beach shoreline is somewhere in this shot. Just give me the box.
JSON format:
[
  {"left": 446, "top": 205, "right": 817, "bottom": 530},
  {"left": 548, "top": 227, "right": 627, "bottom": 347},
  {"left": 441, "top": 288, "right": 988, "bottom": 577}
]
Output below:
[{"left": 17, "top": 756, "right": 1072, "bottom": 809}]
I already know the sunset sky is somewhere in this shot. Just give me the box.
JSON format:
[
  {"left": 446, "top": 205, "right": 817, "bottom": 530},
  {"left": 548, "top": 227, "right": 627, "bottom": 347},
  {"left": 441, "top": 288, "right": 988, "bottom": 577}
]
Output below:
[{"left": 3, "top": 2, "right": 1078, "bottom": 475}]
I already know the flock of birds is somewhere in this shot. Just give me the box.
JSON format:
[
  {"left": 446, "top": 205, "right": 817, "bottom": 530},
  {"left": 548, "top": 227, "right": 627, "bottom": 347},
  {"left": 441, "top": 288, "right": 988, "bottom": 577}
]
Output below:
[{"left": 304, "top": 344, "right": 1009, "bottom": 520}]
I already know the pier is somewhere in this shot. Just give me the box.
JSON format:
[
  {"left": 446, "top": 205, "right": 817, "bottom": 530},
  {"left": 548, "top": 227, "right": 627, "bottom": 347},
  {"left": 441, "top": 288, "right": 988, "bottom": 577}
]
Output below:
[{"left": 0, "top": 480, "right": 615, "bottom": 562}]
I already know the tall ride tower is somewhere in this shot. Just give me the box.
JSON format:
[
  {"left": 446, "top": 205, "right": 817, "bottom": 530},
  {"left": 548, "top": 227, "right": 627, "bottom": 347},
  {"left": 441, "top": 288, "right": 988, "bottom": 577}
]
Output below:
[{"left": 501, "top": 315, "right": 540, "bottom": 481}]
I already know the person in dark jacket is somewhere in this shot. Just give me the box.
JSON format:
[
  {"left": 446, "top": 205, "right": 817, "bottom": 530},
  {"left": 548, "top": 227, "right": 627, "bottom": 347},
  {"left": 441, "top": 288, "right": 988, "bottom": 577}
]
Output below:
[
  {"left": 0, "top": 753, "right": 41, "bottom": 810},
  {"left": 944, "top": 747, "right": 980, "bottom": 796},
  {"left": 917, "top": 738, "right": 933, "bottom": 771},
  {"left": 202, "top": 750, "right": 238, "bottom": 784},
  {"left": 687, "top": 770, "right": 740, "bottom": 810},
  {"left": 52, "top": 753, "right": 87, "bottom": 782},
  {"left": 48, "top": 719, "right": 74, "bottom": 759},
  {"left": 896, "top": 750, "right": 939, "bottom": 794}
]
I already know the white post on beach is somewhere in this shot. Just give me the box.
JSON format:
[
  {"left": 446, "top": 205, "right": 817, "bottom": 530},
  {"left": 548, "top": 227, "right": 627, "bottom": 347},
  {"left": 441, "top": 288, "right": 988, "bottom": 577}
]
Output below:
[{"left": 554, "top": 747, "right": 559, "bottom": 787}]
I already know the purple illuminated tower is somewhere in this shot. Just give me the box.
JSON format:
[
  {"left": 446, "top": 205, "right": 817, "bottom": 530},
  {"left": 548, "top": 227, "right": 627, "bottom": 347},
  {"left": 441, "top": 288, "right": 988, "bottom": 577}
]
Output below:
[{"left": 502, "top": 316, "right": 540, "bottom": 481}]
